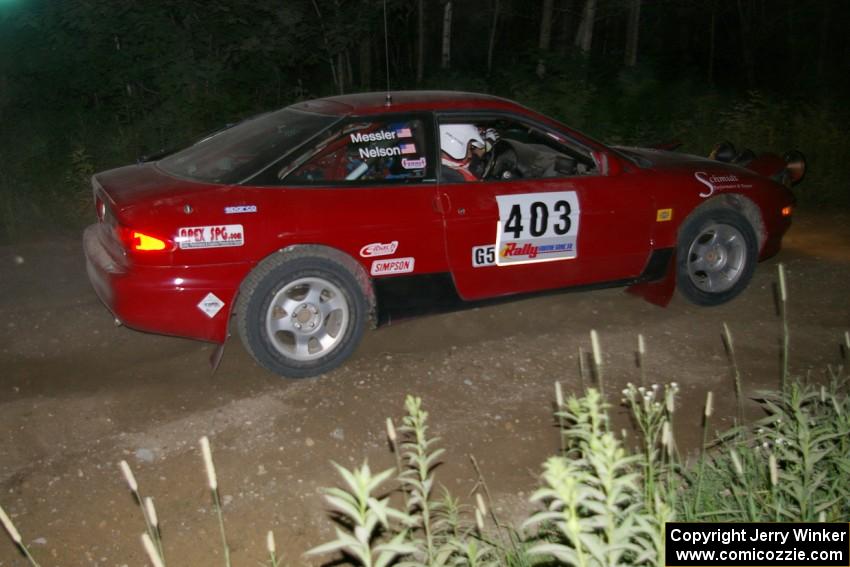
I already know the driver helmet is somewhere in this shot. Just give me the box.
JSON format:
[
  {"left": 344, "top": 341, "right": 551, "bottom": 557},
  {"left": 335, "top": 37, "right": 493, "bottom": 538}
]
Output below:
[{"left": 440, "top": 124, "right": 485, "bottom": 160}]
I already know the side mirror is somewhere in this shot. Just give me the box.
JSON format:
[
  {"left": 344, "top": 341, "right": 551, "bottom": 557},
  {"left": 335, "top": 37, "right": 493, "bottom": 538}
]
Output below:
[{"left": 591, "top": 150, "right": 623, "bottom": 176}]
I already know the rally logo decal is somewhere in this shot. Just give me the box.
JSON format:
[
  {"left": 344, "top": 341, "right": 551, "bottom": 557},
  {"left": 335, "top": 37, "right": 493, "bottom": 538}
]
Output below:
[
  {"left": 694, "top": 172, "right": 752, "bottom": 198},
  {"left": 494, "top": 191, "right": 580, "bottom": 265},
  {"left": 360, "top": 241, "right": 399, "bottom": 258},
  {"left": 370, "top": 257, "right": 415, "bottom": 276},
  {"left": 176, "top": 224, "right": 244, "bottom": 249}
]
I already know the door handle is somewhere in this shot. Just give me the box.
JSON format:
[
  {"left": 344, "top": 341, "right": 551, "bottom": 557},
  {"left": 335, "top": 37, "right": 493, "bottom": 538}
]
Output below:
[{"left": 433, "top": 193, "right": 452, "bottom": 214}]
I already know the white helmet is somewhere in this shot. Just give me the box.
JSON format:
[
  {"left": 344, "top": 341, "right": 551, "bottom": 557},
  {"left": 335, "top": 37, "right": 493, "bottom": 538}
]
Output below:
[{"left": 440, "top": 124, "right": 484, "bottom": 160}]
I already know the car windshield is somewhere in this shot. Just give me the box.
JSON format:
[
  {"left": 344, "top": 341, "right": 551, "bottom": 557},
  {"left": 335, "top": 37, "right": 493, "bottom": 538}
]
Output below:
[{"left": 158, "top": 108, "right": 340, "bottom": 184}]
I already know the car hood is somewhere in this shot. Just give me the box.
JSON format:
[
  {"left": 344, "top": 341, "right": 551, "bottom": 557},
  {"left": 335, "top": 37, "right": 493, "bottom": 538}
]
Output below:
[
  {"left": 94, "top": 163, "right": 223, "bottom": 210},
  {"left": 614, "top": 146, "right": 752, "bottom": 175}
]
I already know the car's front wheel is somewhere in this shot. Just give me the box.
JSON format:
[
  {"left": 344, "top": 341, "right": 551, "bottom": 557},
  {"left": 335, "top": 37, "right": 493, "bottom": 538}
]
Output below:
[
  {"left": 676, "top": 207, "right": 758, "bottom": 306},
  {"left": 237, "top": 254, "right": 367, "bottom": 378}
]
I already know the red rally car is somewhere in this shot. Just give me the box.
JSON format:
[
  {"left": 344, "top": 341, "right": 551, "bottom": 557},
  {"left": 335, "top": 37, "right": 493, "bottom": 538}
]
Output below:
[{"left": 83, "top": 91, "right": 804, "bottom": 378}]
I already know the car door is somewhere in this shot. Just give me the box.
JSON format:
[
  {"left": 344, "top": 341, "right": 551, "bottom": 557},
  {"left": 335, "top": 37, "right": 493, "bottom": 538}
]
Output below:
[
  {"left": 246, "top": 112, "right": 446, "bottom": 278},
  {"left": 437, "top": 114, "right": 655, "bottom": 300}
]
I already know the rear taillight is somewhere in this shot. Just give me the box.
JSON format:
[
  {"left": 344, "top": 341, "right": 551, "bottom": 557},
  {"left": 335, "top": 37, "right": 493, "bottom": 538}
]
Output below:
[
  {"left": 116, "top": 226, "right": 172, "bottom": 252},
  {"left": 132, "top": 231, "right": 167, "bottom": 251},
  {"left": 95, "top": 196, "right": 106, "bottom": 221}
]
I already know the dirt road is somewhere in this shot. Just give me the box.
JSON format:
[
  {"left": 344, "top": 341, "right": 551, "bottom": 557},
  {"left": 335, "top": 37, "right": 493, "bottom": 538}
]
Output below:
[{"left": 1, "top": 210, "right": 848, "bottom": 566}]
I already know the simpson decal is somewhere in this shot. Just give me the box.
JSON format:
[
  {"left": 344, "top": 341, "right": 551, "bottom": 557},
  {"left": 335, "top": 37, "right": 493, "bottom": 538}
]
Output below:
[
  {"left": 694, "top": 171, "right": 753, "bottom": 198},
  {"left": 370, "top": 257, "right": 415, "bottom": 276},
  {"left": 177, "top": 224, "right": 244, "bottom": 249},
  {"left": 402, "top": 157, "right": 427, "bottom": 169},
  {"left": 224, "top": 205, "right": 257, "bottom": 214},
  {"left": 360, "top": 241, "right": 399, "bottom": 257},
  {"left": 495, "top": 191, "right": 580, "bottom": 265}
]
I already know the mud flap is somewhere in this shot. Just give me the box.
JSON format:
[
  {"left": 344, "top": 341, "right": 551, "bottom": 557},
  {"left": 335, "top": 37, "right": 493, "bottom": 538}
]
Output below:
[
  {"left": 626, "top": 251, "right": 676, "bottom": 307},
  {"left": 210, "top": 341, "right": 226, "bottom": 374}
]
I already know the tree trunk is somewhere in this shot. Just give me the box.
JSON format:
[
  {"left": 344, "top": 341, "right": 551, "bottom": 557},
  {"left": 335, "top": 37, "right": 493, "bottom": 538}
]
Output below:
[
  {"left": 536, "top": 0, "right": 555, "bottom": 78},
  {"left": 707, "top": 2, "right": 715, "bottom": 85},
  {"left": 816, "top": 0, "right": 830, "bottom": 80},
  {"left": 557, "top": 0, "right": 573, "bottom": 56},
  {"left": 416, "top": 0, "right": 425, "bottom": 83},
  {"left": 487, "top": 0, "right": 501, "bottom": 74},
  {"left": 574, "top": 0, "right": 597, "bottom": 54},
  {"left": 624, "top": 0, "right": 640, "bottom": 67},
  {"left": 336, "top": 51, "right": 346, "bottom": 94},
  {"left": 441, "top": 1, "right": 452, "bottom": 69},
  {"left": 360, "top": 39, "right": 372, "bottom": 90},
  {"left": 735, "top": 0, "right": 756, "bottom": 88},
  {"left": 310, "top": 0, "right": 340, "bottom": 93}
]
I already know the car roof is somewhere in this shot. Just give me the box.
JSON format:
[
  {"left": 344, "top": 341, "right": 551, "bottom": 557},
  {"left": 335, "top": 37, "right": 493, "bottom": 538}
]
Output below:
[{"left": 291, "top": 90, "right": 529, "bottom": 117}]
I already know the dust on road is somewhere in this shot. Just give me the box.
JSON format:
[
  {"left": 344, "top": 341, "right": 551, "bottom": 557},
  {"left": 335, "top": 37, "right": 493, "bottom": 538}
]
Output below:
[{"left": 1, "top": 210, "right": 848, "bottom": 566}]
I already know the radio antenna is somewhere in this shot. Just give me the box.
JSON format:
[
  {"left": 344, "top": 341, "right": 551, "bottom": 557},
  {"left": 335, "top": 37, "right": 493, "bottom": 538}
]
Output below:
[{"left": 383, "top": 0, "right": 392, "bottom": 106}]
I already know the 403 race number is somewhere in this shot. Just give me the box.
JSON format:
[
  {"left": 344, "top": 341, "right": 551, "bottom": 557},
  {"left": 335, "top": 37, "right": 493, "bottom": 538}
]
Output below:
[{"left": 495, "top": 191, "right": 580, "bottom": 265}]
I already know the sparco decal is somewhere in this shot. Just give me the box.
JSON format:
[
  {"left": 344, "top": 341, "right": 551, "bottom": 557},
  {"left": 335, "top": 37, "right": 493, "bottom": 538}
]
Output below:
[
  {"left": 224, "top": 205, "right": 257, "bottom": 214},
  {"left": 370, "top": 257, "right": 415, "bottom": 276},
  {"left": 694, "top": 172, "right": 751, "bottom": 198},
  {"left": 176, "top": 224, "right": 244, "bottom": 249},
  {"left": 360, "top": 241, "right": 399, "bottom": 257}
]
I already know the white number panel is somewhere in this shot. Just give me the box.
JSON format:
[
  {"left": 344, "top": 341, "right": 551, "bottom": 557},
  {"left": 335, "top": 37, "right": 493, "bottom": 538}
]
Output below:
[{"left": 495, "top": 191, "right": 580, "bottom": 265}]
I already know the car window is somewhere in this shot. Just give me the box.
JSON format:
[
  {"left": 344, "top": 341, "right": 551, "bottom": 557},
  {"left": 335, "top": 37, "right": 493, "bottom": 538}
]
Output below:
[
  {"left": 158, "top": 108, "right": 339, "bottom": 184},
  {"left": 438, "top": 117, "right": 598, "bottom": 182},
  {"left": 281, "top": 118, "right": 430, "bottom": 184}
]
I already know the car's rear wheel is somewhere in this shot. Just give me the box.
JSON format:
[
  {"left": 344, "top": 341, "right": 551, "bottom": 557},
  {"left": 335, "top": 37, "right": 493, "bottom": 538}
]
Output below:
[
  {"left": 237, "top": 254, "right": 367, "bottom": 378},
  {"left": 676, "top": 207, "right": 758, "bottom": 306}
]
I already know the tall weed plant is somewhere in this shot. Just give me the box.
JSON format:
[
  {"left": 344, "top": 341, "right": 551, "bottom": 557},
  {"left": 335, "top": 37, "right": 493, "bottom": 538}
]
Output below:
[{"left": 2, "top": 289, "right": 849, "bottom": 565}]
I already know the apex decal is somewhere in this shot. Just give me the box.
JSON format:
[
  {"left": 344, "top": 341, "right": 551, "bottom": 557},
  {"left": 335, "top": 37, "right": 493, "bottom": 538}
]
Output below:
[{"left": 176, "top": 224, "right": 244, "bottom": 249}]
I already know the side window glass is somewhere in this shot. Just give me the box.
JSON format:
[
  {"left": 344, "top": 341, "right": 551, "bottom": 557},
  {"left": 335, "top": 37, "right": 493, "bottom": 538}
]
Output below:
[
  {"left": 439, "top": 118, "right": 598, "bottom": 182},
  {"left": 284, "top": 119, "right": 428, "bottom": 183}
]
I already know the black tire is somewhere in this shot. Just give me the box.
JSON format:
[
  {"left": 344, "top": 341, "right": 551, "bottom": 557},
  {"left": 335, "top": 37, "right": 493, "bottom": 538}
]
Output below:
[
  {"left": 236, "top": 253, "right": 368, "bottom": 378},
  {"left": 676, "top": 207, "right": 758, "bottom": 306}
]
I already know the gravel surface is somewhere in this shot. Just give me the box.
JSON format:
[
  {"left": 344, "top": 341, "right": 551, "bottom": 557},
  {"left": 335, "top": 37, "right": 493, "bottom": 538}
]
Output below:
[{"left": 1, "top": 209, "right": 848, "bottom": 566}]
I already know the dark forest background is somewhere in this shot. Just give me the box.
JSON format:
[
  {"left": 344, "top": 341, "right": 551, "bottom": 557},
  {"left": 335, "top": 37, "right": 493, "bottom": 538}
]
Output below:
[{"left": 1, "top": 0, "right": 848, "bottom": 240}]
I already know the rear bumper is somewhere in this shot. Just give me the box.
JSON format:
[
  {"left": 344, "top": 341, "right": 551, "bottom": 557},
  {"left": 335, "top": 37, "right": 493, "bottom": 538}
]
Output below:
[{"left": 83, "top": 224, "right": 251, "bottom": 343}]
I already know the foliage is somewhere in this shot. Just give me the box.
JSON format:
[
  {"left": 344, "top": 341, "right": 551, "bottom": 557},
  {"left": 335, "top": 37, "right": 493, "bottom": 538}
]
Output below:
[
  {"left": 2, "top": 358, "right": 848, "bottom": 565},
  {"left": 0, "top": 0, "right": 849, "bottom": 241}
]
